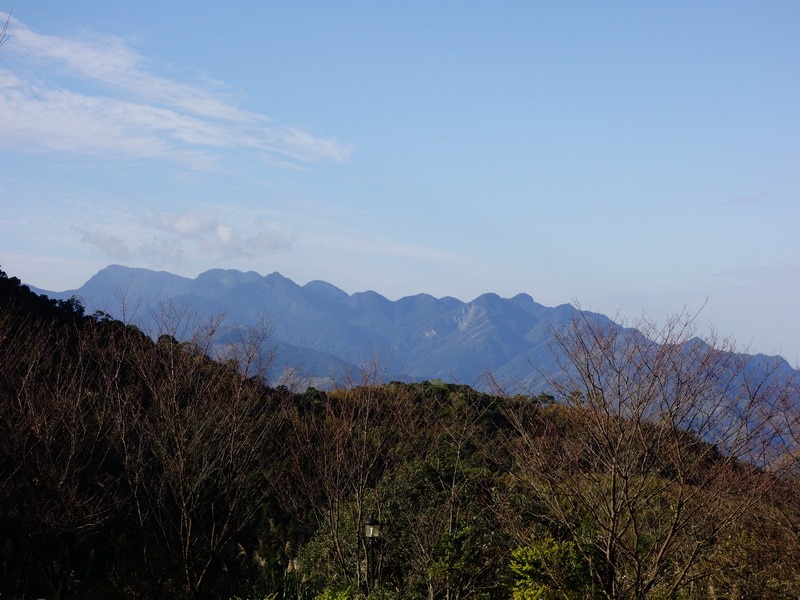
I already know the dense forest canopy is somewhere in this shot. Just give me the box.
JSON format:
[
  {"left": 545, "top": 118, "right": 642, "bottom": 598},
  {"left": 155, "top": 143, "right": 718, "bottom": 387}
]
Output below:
[{"left": 1, "top": 267, "right": 800, "bottom": 600}]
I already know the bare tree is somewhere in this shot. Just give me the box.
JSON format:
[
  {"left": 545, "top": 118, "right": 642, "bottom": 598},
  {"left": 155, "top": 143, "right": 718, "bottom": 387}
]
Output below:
[
  {"left": 504, "top": 309, "right": 796, "bottom": 599},
  {"left": 0, "top": 316, "right": 119, "bottom": 599},
  {"left": 98, "top": 312, "right": 280, "bottom": 599}
]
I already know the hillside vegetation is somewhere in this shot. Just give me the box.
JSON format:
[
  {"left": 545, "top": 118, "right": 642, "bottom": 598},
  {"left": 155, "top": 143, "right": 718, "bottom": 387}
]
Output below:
[{"left": 2, "top": 268, "right": 800, "bottom": 600}]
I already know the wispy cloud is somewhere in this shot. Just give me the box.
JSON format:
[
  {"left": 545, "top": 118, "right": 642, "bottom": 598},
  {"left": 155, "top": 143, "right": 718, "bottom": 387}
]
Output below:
[
  {"left": 79, "top": 208, "right": 291, "bottom": 267},
  {"left": 80, "top": 231, "right": 132, "bottom": 260},
  {"left": 0, "top": 14, "right": 352, "bottom": 168},
  {"left": 151, "top": 210, "right": 290, "bottom": 260}
]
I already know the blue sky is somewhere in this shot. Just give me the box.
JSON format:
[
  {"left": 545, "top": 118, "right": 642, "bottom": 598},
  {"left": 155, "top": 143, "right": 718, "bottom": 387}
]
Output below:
[{"left": 1, "top": 2, "right": 798, "bottom": 364}]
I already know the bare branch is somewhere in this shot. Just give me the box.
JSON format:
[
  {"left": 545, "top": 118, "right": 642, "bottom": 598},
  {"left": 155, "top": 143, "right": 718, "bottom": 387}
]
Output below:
[
  {"left": 504, "top": 309, "right": 797, "bottom": 597},
  {"left": 0, "top": 11, "right": 10, "bottom": 51}
]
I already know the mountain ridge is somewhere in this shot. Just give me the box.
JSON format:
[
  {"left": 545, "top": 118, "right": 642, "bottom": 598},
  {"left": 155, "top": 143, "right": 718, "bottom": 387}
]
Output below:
[{"left": 33, "top": 264, "right": 797, "bottom": 391}]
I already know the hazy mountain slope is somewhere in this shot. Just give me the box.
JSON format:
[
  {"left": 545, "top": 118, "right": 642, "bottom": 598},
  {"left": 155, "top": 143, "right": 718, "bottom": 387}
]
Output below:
[{"left": 37, "top": 265, "right": 798, "bottom": 392}]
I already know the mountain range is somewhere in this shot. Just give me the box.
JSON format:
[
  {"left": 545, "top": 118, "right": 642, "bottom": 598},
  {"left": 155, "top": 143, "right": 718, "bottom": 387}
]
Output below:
[{"left": 34, "top": 264, "right": 798, "bottom": 392}]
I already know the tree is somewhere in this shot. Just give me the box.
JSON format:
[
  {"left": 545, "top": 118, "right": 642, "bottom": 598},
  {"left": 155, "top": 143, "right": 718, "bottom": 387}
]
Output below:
[
  {"left": 277, "top": 382, "right": 410, "bottom": 596},
  {"left": 505, "top": 309, "right": 796, "bottom": 599},
  {"left": 378, "top": 383, "right": 508, "bottom": 600},
  {"left": 0, "top": 304, "right": 119, "bottom": 599},
  {"left": 510, "top": 534, "right": 590, "bottom": 600},
  {"left": 97, "top": 312, "right": 280, "bottom": 599}
]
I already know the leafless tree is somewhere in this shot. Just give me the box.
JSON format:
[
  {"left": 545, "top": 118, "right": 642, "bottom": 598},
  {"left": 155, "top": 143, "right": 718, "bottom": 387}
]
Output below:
[
  {"left": 0, "top": 316, "right": 119, "bottom": 599},
  {"left": 97, "top": 312, "right": 280, "bottom": 599},
  {"left": 504, "top": 309, "right": 796, "bottom": 599}
]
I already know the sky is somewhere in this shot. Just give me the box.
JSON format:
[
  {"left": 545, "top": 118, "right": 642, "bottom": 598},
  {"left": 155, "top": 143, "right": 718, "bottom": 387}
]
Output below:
[{"left": 1, "top": 2, "right": 798, "bottom": 365}]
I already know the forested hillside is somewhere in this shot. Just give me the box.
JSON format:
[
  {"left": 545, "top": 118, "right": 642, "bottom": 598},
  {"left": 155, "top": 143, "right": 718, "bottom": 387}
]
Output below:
[{"left": 3, "top": 267, "right": 800, "bottom": 600}]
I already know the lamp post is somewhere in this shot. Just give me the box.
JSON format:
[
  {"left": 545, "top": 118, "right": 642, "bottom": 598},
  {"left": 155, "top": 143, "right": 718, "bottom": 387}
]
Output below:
[{"left": 363, "top": 516, "right": 382, "bottom": 594}]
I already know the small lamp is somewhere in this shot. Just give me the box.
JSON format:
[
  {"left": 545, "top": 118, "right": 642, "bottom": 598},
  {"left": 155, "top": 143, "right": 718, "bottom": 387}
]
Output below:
[{"left": 363, "top": 516, "right": 382, "bottom": 539}]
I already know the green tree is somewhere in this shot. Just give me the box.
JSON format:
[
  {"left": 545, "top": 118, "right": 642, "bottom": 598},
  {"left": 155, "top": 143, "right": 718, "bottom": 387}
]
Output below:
[
  {"left": 510, "top": 535, "right": 591, "bottom": 600},
  {"left": 377, "top": 384, "right": 510, "bottom": 599}
]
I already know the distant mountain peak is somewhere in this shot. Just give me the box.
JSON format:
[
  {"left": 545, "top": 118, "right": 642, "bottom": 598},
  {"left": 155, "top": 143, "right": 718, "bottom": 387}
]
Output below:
[
  {"left": 303, "top": 280, "right": 348, "bottom": 298},
  {"left": 32, "top": 264, "right": 799, "bottom": 392}
]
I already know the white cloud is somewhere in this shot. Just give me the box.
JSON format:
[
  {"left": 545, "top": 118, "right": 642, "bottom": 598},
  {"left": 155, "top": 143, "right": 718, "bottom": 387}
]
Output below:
[
  {"left": 157, "top": 213, "right": 218, "bottom": 236},
  {"left": 150, "top": 209, "right": 290, "bottom": 260},
  {"left": 216, "top": 225, "right": 234, "bottom": 245},
  {"left": 139, "top": 236, "right": 186, "bottom": 264},
  {"left": 70, "top": 205, "right": 292, "bottom": 269},
  {"left": 0, "top": 14, "right": 352, "bottom": 168},
  {"left": 81, "top": 231, "right": 132, "bottom": 260}
]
